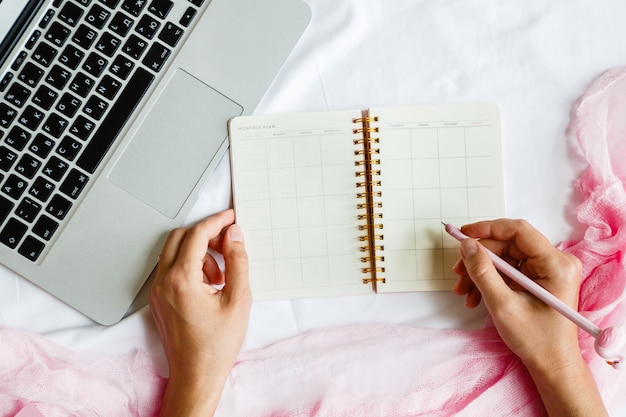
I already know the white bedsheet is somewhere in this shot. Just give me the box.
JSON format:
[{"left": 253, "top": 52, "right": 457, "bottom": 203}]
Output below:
[{"left": 2, "top": 0, "right": 626, "bottom": 413}]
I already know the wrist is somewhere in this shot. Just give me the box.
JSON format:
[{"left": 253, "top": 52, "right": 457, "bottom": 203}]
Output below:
[{"left": 159, "top": 370, "right": 229, "bottom": 417}]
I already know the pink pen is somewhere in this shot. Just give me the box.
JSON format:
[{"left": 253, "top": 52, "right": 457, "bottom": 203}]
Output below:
[{"left": 444, "top": 222, "right": 625, "bottom": 369}]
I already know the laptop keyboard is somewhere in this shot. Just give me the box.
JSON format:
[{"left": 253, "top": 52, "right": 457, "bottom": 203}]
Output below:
[{"left": 0, "top": 0, "right": 202, "bottom": 262}]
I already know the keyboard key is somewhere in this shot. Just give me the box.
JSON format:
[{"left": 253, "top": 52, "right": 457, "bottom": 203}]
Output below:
[
  {"left": 4, "top": 83, "right": 31, "bottom": 108},
  {"left": 158, "top": 22, "right": 183, "bottom": 47},
  {"left": 187, "top": 0, "right": 203, "bottom": 7},
  {"left": 108, "top": 12, "right": 134, "bottom": 36},
  {"left": 4, "top": 126, "right": 31, "bottom": 151},
  {"left": 32, "top": 85, "right": 58, "bottom": 110},
  {"left": 59, "top": 44, "right": 85, "bottom": 69},
  {"left": 0, "top": 195, "right": 14, "bottom": 224},
  {"left": 17, "top": 63, "right": 45, "bottom": 88},
  {"left": 0, "top": 103, "right": 18, "bottom": 127},
  {"left": 0, "top": 73, "right": 13, "bottom": 93},
  {"left": 109, "top": 54, "right": 134, "bottom": 79},
  {"left": 0, "top": 146, "right": 18, "bottom": 171},
  {"left": 122, "top": 0, "right": 148, "bottom": 17},
  {"left": 82, "top": 95, "right": 108, "bottom": 120},
  {"left": 56, "top": 92, "right": 82, "bottom": 117},
  {"left": 60, "top": 168, "right": 89, "bottom": 199},
  {"left": 77, "top": 67, "right": 154, "bottom": 173},
  {"left": 32, "top": 42, "right": 58, "bottom": 68},
  {"left": 11, "top": 51, "right": 28, "bottom": 71},
  {"left": 179, "top": 6, "right": 196, "bottom": 27},
  {"left": 0, "top": 218, "right": 27, "bottom": 248},
  {"left": 148, "top": 0, "right": 173, "bottom": 19},
  {"left": 135, "top": 14, "right": 160, "bottom": 39},
  {"left": 95, "top": 32, "right": 122, "bottom": 57},
  {"left": 46, "top": 194, "right": 72, "bottom": 219},
  {"left": 45, "top": 64, "right": 72, "bottom": 89},
  {"left": 25, "top": 30, "right": 42, "bottom": 50},
  {"left": 85, "top": 4, "right": 111, "bottom": 29},
  {"left": 29, "top": 134, "right": 55, "bottom": 159},
  {"left": 96, "top": 74, "right": 121, "bottom": 99},
  {"left": 122, "top": 34, "right": 148, "bottom": 59},
  {"left": 42, "top": 113, "right": 69, "bottom": 137},
  {"left": 19, "top": 105, "right": 45, "bottom": 130},
  {"left": 142, "top": 42, "right": 170, "bottom": 71},
  {"left": 33, "top": 214, "right": 58, "bottom": 240},
  {"left": 69, "top": 72, "right": 95, "bottom": 97},
  {"left": 15, "top": 154, "right": 41, "bottom": 179},
  {"left": 56, "top": 136, "right": 82, "bottom": 160},
  {"left": 45, "top": 22, "right": 71, "bottom": 47},
  {"left": 2, "top": 174, "right": 29, "bottom": 199},
  {"left": 69, "top": 115, "right": 96, "bottom": 140},
  {"left": 15, "top": 197, "right": 42, "bottom": 222},
  {"left": 58, "top": 1, "right": 84, "bottom": 26},
  {"left": 43, "top": 156, "right": 69, "bottom": 181},
  {"left": 18, "top": 235, "right": 45, "bottom": 261},
  {"left": 29, "top": 176, "right": 55, "bottom": 202},
  {"left": 72, "top": 24, "right": 98, "bottom": 49},
  {"left": 39, "top": 9, "right": 56, "bottom": 29},
  {"left": 82, "top": 52, "right": 108, "bottom": 76}
]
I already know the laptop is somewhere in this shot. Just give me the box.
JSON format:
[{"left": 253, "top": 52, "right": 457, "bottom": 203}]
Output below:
[{"left": 0, "top": 0, "right": 311, "bottom": 324}]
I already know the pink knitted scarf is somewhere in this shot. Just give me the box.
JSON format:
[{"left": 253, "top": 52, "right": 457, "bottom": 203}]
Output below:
[{"left": 3, "top": 67, "right": 626, "bottom": 416}]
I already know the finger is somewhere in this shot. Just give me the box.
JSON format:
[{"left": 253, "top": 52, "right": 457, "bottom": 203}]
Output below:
[
  {"left": 465, "top": 284, "right": 483, "bottom": 308},
  {"left": 177, "top": 209, "right": 236, "bottom": 265},
  {"left": 461, "top": 219, "right": 555, "bottom": 260},
  {"left": 452, "top": 273, "right": 474, "bottom": 296},
  {"left": 220, "top": 224, "right": 251, "bottom": 301},
  {"left": 203, "top": 253, "right": 225, "bottom": 287},
  {"left": 460, "top": 238, "right": 514, "bottom": 310},
  {"left": 157, "top": 227, "right": 188, "bottom": 270}
]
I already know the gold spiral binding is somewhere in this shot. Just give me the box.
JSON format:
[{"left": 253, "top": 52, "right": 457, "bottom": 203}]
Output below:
[
  {"left": 360, "top": 245, "right": 384, "bottom": 252},
  {"left": 363, "top": 277, "right": 386, "bottom": 284},
  {"left": 361, "top": 266, "right": 385, "bottom": 274},
  {"left": 357, "top": 191, "right": 382, "bottom": 199},
  {"left": 353, "top": 116, "right": 378, "bottom": 123},
  {"left": 358, "top": 213, "right": 382, "bottom": 220},
  {"left": 354, "top": 148, "right": 380, "bottom": 155},
  {"left": 355, "top": 159, "right": 380, "bottom": 166},
  {"left": 361, "top": 256, "right": 385, "bottom": 263},
  {"left": 353, "top": 127, "right": 379, "bottom": 134},
  {"left": 357, "top": 201, "right": 382, "bottom": 209},
  {"left": 356, "top": 170, "right": 380, "bottom": 177},
  {"left": 354, "top": 112, "right": 384, "bottom": 291},
  {"left": 359, "top": 234, "right": 383, "bottom": 242},
  {"left": 354, "top": 137, "right": 380, "bottom": 145},
  {"left": 356, "top": 181, "right": 381, "bottom": 188},
  {"left": 358, "top": 223, "right": 382, "bottom": 230}
]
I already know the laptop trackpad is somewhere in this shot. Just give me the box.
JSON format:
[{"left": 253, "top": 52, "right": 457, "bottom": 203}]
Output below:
[{"left": 108, "top": 69, "right": 243, "bottom": 218}]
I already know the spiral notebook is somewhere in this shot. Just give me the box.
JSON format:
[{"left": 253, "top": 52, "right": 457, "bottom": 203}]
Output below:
[{"left": 228, "top": 102, "right": 505, "bottom": 299}]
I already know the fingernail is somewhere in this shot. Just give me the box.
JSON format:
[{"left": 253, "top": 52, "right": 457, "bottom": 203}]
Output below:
[
  {"left": 460, "top": 238, "right": 478, "bottom": 259},
  {"left": 228, "top": 224, "right": 244, "bottom": 242}
]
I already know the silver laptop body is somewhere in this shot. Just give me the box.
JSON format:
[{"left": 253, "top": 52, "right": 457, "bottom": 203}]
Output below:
[{"left": 0, "top": 0, "right": 311, "bottom": 324}]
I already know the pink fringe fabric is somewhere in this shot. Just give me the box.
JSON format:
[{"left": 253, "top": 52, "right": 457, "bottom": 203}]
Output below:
[
  {"left": 3, "top": 67, "right": 626, "bottom": 416},
  {"left": 0, "top": 327, "right": 164, "bottom": 416}
]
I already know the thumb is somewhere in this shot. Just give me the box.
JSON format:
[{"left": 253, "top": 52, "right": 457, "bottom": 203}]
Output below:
[
  {"left": 460, "top": 238, "right": 512, "bottom": 306},
  {"left": 221, "top": 224, "right": 251, "bottom": 299}
]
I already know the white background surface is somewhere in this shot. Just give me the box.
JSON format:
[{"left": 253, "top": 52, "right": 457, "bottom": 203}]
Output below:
[{"left": 2, "top": 0, "right": 626, "bottom": 414}]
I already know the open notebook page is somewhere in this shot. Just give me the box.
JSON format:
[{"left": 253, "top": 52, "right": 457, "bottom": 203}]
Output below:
[
  {"left": 229, "top": 110, "right": 372, "bottom": 299},
  {"left": 370, "top": 103, "right": 504, "bottom": 293}
]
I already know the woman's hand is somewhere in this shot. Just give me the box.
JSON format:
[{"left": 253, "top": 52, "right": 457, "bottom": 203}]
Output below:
[
  {"left": 150, "top": 209, "right": 252, "bottom": 416},
  {"left": 452, "top": 219, "right": 607, "bottom": 417}
]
